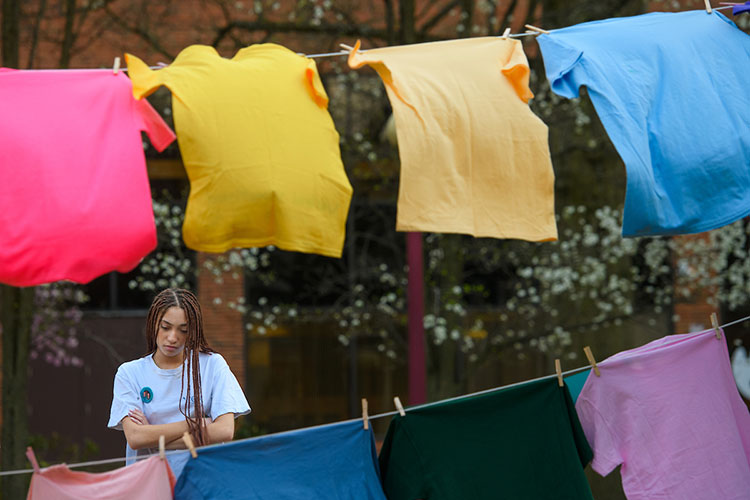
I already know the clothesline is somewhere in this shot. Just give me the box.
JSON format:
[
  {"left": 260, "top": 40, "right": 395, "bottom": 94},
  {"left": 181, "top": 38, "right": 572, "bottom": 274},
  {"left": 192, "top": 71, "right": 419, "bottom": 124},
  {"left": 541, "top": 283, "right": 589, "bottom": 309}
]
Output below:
[
  {"left": 18, "top": 31, "right": 541, "bottom": 73},
  {"left": 20, "top": 64, "right": 165, "bottom": 72},
  {"left": 0, "top": 364, "right": 591, "bottom": 477},
  {"left": 304, "top": 31, "right": 540, "bottom": 58},
  {"left": 274, "top": 5, "right": 739, "bottom": 63},
  {"left": 9, "top": 5, "right": 740, "bottom": 73},
  {"left": 2, "top": 312, "right": 747, "bottom": 478}
]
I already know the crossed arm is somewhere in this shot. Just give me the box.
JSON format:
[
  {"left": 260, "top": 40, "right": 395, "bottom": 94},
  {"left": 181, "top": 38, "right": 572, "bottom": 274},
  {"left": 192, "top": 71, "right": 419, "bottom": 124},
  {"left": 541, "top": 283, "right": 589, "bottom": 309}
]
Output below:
[{"left": 122, "top": 409, "right": 235, "bottom": 450}]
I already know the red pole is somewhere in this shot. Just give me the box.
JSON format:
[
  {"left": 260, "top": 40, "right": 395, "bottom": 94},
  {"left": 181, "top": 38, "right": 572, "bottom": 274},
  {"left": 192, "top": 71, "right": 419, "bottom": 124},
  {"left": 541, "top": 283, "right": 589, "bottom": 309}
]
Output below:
[{"left": 407, "top": 232, "right": 426, "bottom": 405}]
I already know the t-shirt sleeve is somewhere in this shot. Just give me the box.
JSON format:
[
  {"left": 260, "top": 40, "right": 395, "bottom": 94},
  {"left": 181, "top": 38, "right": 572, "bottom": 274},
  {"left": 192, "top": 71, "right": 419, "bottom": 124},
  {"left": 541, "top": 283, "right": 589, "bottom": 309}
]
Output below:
[
  {"left": 124, "top": 53, "right": 176, "bottom": 151},
  {"left": 575, "top": 396, "right": 622, "bottom": 476},
  {"left": 124, "top": 53, "right": 164, "bottom": 100},
  {"left": 378, "top": 418, "right": 427, "bottom": 500},
  {"left": 347, "top": 40, "right": 419, "bottom": 117},
  {"left": 500, "top": 39, "right": 534, "bottom": 103},
  {"left": 133, "top": 98, "right": 176, "bottom": 152},
  {"left": 537, "top": 34, "right": 585, "bottom": 99},
  {"left": 108, "top": 365, "right": 140, "bottom": 430},
  {"left": 208, "top": 354, "right": 251, "bottom": 420},
  {"left": 304, "top": 59, "right": 329, "bottom": 108}
]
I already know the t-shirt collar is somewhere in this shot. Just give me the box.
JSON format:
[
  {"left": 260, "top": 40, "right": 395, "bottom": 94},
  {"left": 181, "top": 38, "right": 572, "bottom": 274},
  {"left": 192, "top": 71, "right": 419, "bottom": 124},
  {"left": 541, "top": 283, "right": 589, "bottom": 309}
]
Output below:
[{"left": 148, "top": 353, "right": 184, "bottom": 377}]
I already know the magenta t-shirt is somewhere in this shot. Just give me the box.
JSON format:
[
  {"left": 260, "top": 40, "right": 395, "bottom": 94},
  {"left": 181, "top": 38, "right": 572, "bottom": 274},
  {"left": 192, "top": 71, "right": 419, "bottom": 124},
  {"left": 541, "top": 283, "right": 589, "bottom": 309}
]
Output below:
[
  {"left": 576, "top": 329, "right": 750, "bottom": 500},
  {"left": 0, "top": 69, "right": 175, "bottom": 286}
]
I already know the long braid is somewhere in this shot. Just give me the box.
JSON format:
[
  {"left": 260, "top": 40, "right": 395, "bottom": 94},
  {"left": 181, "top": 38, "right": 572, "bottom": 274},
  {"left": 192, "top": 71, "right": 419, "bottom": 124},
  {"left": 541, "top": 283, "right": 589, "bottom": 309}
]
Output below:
[{"left": 145, "top": 288, "right": 214, "bottom": 446}]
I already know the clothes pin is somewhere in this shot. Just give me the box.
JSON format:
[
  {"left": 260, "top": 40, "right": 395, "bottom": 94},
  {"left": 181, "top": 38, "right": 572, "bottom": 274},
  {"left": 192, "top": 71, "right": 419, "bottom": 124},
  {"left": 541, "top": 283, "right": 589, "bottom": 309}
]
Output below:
[
  {"left": 362, "top": 398, "right": 369, "bottom": 430},
  {"left": 711, "top": 312, "right": 722, "bottom": 340},
  {"left": 394, "top": 396, "right": 406, "bottom": 417},
  {"left": 112, "top": 57, "right": 121, "bottom": 75},
  {"left": 339, "top": 43, "right": 355, "bottom": 52},
  {"left": 555, "top": 359, "right": 564, "bottom": 387},
  {"left": 182, "top": 432, "right": 198, "bottom": 459},
  {"left": 583, "top": 346, "right": 601, "bottom": 377},
  {"left": 502, "top": 27, "right": 511, "bottom": 39},
  {"left": 26, "top": 447, "right": 40, "bottom": 473},
  {"left": 524, "top": 24, "right": 550, "bottom": 35},
  {"left": 158, "top": 435, "right": 166, "bottom": 460},
  {"left": 704, "top": 0, "right": 713, "bottom": 13}
]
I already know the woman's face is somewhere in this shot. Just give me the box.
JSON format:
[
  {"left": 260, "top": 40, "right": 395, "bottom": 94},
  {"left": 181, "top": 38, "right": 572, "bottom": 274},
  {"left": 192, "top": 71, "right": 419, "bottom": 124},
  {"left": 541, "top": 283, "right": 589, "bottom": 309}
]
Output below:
[{"left": 155, "top": 306, "right": 188, "bottom": 364}]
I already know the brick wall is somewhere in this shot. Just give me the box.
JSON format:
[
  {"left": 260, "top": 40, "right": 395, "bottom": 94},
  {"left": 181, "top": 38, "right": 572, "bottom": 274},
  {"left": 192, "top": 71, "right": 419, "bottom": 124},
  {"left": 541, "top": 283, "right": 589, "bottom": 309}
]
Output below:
[
  {"left": 672, "top": 233, "right": 718, "bottom": 334},
  {"left": 197, "top": 253, "right": 247, "bottom": 390},
  {"left": 674, "top": 302, "right": 716, "bottom": 334}
]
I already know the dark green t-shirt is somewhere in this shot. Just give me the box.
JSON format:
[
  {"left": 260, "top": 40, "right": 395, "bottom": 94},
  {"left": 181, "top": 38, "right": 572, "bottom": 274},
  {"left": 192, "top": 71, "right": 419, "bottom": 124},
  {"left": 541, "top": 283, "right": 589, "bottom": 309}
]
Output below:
[{"left": 378, "top": 378, "right": 594, "bottom": 500}]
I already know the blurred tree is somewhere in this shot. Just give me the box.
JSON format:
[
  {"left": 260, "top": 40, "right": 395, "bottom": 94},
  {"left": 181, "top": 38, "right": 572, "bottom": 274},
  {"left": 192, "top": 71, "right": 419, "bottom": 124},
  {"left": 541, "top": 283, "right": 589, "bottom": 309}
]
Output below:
[{"left": 2, "top": 1, "right": 33, "bottom": 496}]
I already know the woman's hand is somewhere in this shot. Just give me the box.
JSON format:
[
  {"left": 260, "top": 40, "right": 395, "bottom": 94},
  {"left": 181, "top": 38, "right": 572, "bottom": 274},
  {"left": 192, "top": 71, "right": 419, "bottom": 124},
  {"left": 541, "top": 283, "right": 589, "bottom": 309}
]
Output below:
[{"left": 128, "top": 408, "right": 150, "bottom": 425}]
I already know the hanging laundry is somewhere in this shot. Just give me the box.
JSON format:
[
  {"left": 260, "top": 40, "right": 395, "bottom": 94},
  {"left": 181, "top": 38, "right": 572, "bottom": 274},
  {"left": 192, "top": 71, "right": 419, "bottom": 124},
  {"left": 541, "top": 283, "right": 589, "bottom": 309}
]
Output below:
[
  {"left": 0, "top": 69, "right": 174, "bottom": 286},
  {"left": 538, "top": 10, "right": 750, "bottom": 237},
  {"left": 348, "top": 38, "right": 557, "bottom": 241},
  {"left": 576, "top": 329, "right": 750, "bottom": 499},
  {"left": 733, "top": 2, "right": 750, "bottom": 15},
  {"left": 172, "top": 420, "right": 387, "bottom": 499},
  {"left": 378, "top": 378, "right": 593, "bottom": 499},
  {"left": 27, "top": 455, "right": 175, "bottom": 499},
  {"left": 126, "top": 45, "right": 352, "bottom": 258}
]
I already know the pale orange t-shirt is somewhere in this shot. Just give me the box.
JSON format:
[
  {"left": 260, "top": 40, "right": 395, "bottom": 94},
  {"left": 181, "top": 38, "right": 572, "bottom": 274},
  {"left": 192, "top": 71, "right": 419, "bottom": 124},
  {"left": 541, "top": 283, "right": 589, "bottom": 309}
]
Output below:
[{"left": 348, "top": 37, "right": 557, "bottom": 241}]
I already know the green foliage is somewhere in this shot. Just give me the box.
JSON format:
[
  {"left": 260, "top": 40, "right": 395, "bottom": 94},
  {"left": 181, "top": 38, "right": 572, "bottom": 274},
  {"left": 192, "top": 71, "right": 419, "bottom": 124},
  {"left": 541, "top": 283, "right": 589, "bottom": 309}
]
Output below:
[
  {"left": 233, "top": 419, "right": 268, "bottom": 440},
  {"left": 28, "top": 433, "right": 100, "bottom": 468}
]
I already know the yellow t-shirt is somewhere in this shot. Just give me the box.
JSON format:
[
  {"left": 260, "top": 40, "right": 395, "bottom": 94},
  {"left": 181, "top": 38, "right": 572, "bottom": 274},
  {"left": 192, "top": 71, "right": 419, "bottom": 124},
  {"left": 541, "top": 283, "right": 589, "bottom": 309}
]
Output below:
[
  {"left": 348, "top": 38, "right": 557, "bottom": 241},
  {"left": 126, "top": 44, "right": 352, "bottom": 257}
]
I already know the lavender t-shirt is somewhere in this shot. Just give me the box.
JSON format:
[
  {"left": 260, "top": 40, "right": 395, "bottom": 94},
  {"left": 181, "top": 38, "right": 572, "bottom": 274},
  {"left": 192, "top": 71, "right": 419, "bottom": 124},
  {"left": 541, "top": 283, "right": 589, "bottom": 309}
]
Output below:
[{"left": 576, "top": 329, "right": 750, "bottom": 500}]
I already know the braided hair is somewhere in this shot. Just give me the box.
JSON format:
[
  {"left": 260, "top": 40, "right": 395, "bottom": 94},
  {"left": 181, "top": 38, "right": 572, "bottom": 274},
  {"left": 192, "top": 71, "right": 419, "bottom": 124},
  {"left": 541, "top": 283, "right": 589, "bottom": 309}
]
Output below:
[{"left": 145, "top": 288, "right": 214, "bottom": 446}]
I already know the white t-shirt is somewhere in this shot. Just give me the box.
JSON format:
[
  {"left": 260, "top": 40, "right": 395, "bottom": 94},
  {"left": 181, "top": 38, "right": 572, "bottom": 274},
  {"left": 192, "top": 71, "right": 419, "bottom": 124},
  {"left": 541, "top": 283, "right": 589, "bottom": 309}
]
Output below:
[{"left": 108, "top": 352, "right": 251, "bottom": 476}]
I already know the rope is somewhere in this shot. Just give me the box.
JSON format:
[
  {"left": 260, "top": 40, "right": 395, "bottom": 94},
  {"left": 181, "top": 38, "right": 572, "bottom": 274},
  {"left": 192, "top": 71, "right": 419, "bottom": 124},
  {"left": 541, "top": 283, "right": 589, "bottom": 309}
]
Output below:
[
  {"left": 304, "top": 33, "right": 540, "bottom": 59},
  {"left": 0, "top": 449, "right": 186, "bottom": 477},
  {"left": 1, "top": 313, "right": 746, "bottom": 477}
]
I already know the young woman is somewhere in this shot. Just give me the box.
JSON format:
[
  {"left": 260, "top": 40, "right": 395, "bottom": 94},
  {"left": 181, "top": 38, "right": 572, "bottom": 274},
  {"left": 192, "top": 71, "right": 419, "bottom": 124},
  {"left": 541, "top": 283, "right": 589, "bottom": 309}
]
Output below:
[{"left": 108, "top": 288, "right": 250, "bottom": 476}]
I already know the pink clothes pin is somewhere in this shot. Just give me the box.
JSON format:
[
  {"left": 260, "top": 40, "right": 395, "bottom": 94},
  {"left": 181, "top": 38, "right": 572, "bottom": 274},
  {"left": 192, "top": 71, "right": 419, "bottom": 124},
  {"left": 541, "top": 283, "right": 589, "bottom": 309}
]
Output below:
[{"left": 0, "top": 68, "right": 175, "bottom": 286}]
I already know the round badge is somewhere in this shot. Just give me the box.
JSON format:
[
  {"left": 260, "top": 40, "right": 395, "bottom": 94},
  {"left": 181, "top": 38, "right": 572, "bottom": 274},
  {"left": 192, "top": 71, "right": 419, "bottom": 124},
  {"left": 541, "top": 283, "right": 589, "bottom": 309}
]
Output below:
[{"left": 140, "top": 386, "right": 154, "bottom": 404}]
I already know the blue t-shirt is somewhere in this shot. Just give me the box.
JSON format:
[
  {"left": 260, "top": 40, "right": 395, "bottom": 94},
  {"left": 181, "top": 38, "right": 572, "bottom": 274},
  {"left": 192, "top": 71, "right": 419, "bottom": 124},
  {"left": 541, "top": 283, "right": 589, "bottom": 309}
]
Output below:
[
  {"left": 173, "top": 420, "right": 387, "bottom": 499},
  {"left": 538, "top": 10, "right": 750, "bottom": 237}
]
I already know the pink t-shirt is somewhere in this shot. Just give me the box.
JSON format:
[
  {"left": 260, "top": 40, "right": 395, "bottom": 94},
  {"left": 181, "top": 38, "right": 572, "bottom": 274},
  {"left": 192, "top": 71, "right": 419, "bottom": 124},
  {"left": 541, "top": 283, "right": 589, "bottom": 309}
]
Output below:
[
  {"left": 576, "top": 329, "right": 750, "bottom": 500},
  {"left": 27, "top": 455, "right": 175, "bottom": 499},
  {"left": 0, "top": 69, "right": 175, "bottom": 286}
]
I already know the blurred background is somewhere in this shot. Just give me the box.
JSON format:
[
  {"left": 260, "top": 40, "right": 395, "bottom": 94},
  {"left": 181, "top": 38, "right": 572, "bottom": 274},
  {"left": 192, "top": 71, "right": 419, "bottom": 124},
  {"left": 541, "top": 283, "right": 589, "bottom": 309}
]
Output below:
[{"left": 1, "top": 0, "right": 749, "bottom": 498}]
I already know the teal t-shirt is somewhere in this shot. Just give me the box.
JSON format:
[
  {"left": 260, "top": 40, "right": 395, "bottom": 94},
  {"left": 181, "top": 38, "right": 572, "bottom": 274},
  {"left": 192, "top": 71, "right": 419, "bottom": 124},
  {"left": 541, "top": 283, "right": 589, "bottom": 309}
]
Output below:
[
  {"left": 564, "top": 368, "right": 591, "bottom": 403},
  {"left": 378, "top": 378, "right": 593, "bottom": 500}
]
